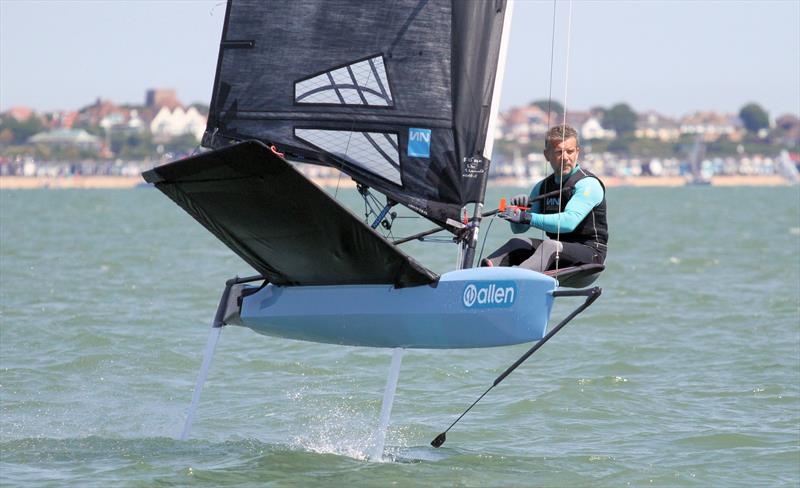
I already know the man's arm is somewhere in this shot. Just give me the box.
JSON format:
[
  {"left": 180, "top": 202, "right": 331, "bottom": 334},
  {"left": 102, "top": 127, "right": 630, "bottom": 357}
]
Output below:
[{"left": 528, "top": 177, "right": 603, "bottom": 233}]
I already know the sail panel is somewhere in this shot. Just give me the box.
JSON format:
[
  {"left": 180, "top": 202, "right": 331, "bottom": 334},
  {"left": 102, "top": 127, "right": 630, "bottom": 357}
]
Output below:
[
  {"left": 204, "top": 0, "right": 508, "bottom": 226},
  {"left": 294, "top": 128, "right": 401, "bottom": 185}
]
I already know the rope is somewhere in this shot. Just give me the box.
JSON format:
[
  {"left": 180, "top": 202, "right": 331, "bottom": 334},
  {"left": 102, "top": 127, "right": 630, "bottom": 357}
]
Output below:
[
  {"left": 539, "top": 0, "right": 559, "bottom": 273},
  {"left": 545, "top": 0, "right": 558, "bottom": 128},
  {"left": 476, "top": 217, "right": 496, "bottom": 264},
  {"left": 552, "top": 0, "right": 574, "bottom": 273}
]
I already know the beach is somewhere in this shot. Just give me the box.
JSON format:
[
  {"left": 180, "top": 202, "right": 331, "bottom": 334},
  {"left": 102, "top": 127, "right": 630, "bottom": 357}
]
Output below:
[
  {"left": 0, "top": 175, "right": 144, "bottom": 189},
  {"left": 0, "top": 174, "right": 791, "bottom": 190}
]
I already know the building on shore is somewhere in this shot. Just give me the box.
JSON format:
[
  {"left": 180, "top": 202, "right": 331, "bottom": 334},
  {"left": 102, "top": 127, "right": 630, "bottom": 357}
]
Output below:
[
  {"left": 635, "top": 111, "right": 680, "bottom": 142},
  {"left": 145, "top": 89, "right": 182, "bottom": 110},
  {"left": 28, "top": 129, "right": 101, "bottom": 152},
  {"left": 149, "top": 106, "right": 207, "bottom": 142}
]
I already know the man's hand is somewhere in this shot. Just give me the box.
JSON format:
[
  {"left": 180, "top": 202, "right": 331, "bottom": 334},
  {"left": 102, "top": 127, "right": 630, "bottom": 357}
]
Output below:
[
  {"left": 509, "top": 194, "right": 529, "bottom": 207},
  {"left": 499, "top": 206, "right": 531, "bottom": 225}
]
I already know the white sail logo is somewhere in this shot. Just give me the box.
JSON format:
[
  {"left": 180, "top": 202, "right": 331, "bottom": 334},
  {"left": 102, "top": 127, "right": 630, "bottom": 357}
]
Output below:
[
  {"left": 409, "top": 131, "right": 430, "bottom": 143},
  {"left": 462, "top": 281, "right": 516, "bottom": 308}
]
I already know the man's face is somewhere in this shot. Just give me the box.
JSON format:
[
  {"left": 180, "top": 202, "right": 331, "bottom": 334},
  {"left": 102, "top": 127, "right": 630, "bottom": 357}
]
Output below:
[{"left": 544, "top": 137, "right": 579, "bottom": 176}]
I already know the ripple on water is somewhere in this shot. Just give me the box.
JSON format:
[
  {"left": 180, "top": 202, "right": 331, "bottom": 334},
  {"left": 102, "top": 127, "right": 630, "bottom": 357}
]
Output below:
[{"left": 1, "top": 188, "right": 798, "bottom": 486}]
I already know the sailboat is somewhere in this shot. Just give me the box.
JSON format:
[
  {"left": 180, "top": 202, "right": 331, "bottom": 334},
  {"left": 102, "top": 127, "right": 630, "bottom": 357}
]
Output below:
[
  {"left": 143, "top": 0, "right": 602, "bottom": 453},
  {"left": 685, "top": 134, "right": 712, "bottom": 185}
]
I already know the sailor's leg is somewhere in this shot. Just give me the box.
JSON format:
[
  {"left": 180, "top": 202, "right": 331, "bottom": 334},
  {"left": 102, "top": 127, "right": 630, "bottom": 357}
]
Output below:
[
  {"left": 519, "top": 239, "right": 563, "bottom": 272},
  {"left": 370, "top": 347, "right": 404, "bottom": 460},
  {"left": 180, "top": 324, "right": 222, "bottom": 440},
  {"left": 482, "top": 237, "right": 537, "bottom": 267},
  {"left": 557, "top": 241, "right": 604, "bottom": 266}
]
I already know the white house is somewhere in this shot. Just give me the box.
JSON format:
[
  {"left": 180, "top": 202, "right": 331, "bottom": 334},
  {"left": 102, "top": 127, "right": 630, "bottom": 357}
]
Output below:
[
  {"left": 679, "top": 111, "right": 743, "bottom": 141},
  {"left": 149, "top": 106, "right": 207, "bottom": 141},
  {"left": 580, "top": 116, "right": 615, "bottom": 140},
  {"left": 636, "top": 111, "right": 680, "bottom": 142}
]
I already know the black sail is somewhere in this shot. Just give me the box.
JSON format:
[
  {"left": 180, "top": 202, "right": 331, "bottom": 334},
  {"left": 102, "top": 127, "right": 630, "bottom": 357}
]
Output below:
[{"left": 204, "top": 0, "right": 508, "bottom": 226}]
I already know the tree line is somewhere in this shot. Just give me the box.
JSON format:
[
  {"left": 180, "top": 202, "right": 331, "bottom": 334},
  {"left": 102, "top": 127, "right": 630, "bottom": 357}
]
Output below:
[{"left": 528, "top": 100, "right": 772, "bottom": 135}]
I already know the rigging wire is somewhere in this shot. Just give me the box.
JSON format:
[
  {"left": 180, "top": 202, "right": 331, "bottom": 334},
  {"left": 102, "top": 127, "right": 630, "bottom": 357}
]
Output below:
[
  {"left": 553, "top": 0, "right": 575, "bottom": 273},
  {"left": 360, "top": 185, "right": 399, "bottom": 240},
  {"left": 539, "top": 0, "right": 557, "bottom": 272},
  {"left": 539, "top": 0, "right": 559, "bottom": 273},
  {"left": 540, "top": 0, "right": 574, "bottom": 274},
  {"left": 476, "top": 216, "right": 496, "bottom": 264},
  {"left": 340, "top": 2, "right": 396, "bottom": 203},
  {"left": 545, "top": 0, "right": 558, "bottom": 129}
]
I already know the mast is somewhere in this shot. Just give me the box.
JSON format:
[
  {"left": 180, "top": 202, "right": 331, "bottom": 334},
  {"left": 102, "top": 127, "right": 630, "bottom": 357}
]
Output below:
[{"left": 460, "top": 0, "right": 515, "bottom": 269}]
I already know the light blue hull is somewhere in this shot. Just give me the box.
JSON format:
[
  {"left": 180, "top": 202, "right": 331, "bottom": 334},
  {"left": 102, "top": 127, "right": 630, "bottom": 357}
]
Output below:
[{"left": 236, "top": 267, "right": 558, "bottom": 349}]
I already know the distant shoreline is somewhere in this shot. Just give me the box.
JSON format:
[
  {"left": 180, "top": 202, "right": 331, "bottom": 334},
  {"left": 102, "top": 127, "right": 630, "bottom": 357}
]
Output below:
[{"left": 0, "top": 174, "right": 790, "bottom": 190}]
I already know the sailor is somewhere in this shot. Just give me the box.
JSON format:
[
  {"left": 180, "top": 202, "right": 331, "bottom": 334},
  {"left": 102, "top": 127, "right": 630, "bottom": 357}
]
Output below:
[{"left": 482, "top": 124, "right": 608, "bottom": 272}]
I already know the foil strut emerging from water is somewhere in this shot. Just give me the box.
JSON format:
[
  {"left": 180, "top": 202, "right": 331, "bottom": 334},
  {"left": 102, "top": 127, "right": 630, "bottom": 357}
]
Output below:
[
  {"left": 370, "top": 348, "right": 404, "bottom": 460},
  {"left": 180, "top": 325, "right": 222, "bottom": 440}
]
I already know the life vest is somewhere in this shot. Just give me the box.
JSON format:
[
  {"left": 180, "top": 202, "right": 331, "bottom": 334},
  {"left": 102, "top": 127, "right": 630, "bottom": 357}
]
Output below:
[{"left": 539, "top": 167, "right": 608, "bottom": 253}]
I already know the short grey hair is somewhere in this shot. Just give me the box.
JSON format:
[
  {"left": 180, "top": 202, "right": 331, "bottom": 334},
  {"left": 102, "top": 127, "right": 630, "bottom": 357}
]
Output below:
[{"left": 545, "top": 125, "right": 579, "bottom": 150}]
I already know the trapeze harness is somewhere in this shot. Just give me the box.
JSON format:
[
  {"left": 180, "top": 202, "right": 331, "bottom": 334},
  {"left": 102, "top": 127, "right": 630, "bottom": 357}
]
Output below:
[{"left": 539, "top": 167, "right": 608, "bottom": 263}]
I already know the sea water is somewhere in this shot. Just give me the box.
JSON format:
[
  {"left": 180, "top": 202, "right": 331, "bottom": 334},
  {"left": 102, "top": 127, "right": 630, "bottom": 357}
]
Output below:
[{"left": 0, "top": 186, "right": 798, "bottom": 486}]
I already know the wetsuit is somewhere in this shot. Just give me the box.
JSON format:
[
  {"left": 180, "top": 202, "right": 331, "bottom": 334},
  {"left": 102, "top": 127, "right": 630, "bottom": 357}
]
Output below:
[{"left": 484, "top": 165, "right": 608, "bottom": 271}]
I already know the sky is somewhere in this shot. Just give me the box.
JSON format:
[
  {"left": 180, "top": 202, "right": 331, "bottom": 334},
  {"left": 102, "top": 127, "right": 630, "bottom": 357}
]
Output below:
[{"left": 1, "top": 0, "right": 798, "bottom": 119}]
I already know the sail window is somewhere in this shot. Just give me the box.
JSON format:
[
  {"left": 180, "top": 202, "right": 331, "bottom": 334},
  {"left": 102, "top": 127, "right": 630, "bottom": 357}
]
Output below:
[
  {"left": 295, "top": 128, "right": 401, "bottom": 185},
  {"left": 295, "top": 55, "right": 394, "bottom": 107}
]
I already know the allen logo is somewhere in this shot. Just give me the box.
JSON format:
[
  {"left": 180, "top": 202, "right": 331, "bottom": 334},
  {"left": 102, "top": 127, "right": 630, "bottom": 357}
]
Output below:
[
  {"left": 462, "top": 281, "right": 517, "bottom": 308},
  {"left": 408, "top": 128, "right": 432, "bottom": 158}
]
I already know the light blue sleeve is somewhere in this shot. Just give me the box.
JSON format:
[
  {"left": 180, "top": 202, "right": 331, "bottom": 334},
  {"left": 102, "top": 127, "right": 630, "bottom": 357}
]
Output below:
[
  {"left": 529, "top": 180, "right": 543, "bottom": 214},
  {"left": 510, "top": 181, "right": 543, "bottom": 234},
  {"left": 528, "top": 177, "right": 603, "bottom": 233}
]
